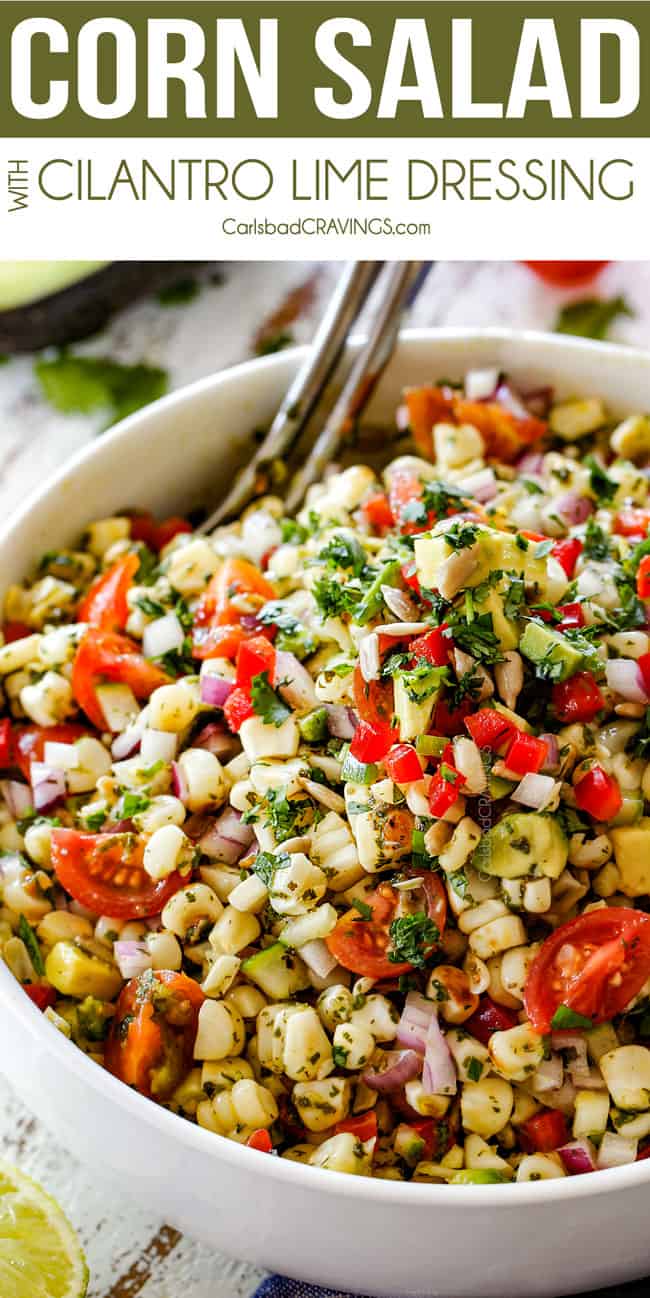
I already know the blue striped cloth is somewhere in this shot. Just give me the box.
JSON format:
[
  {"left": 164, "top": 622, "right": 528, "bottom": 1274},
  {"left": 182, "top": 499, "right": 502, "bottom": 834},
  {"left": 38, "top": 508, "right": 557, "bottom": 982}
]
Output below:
[{"left": 253, "top": 1275, "right": 648, "bottom": 1298}]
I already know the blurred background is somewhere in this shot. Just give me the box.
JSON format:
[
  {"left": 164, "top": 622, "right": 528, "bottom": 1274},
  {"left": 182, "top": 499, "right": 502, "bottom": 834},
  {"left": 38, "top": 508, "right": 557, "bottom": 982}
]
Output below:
[{"left": 1, "top": 258, "right": 649, "bottom": 523}]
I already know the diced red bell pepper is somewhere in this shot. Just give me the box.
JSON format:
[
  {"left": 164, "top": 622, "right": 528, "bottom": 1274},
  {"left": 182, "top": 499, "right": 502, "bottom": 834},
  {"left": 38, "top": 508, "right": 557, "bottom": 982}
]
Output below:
[
  {"left": 614, "top": 507, "right": 650, "bottom": 538},
  {"left": 505, "top": 730, "right": 549, "bottom": 776},
  {"left": 0, "top": 718, "right": 11, "bottom": 767},
  {"left": 223, "top": 688, "right": 254, "bottom": 734},
  {"left": 574, "top": 765, "right": 622, "bottom": 821},
  {"left": 428, "top": 762, "right": 463, "bottom": 817},
  {"left": 246, "top": 1129, "right": 274, "bottom": 1153},
  {"left": 552, "top": 537, "right": 583, "bottom": 579},
  {"left": 465, "top": 708, "right": 515, "bottom": 751},
  {"left": 520, "top": 1109, "right": 569, "bottom": 1154},
  {"left": 408, "top": 1118, "right": 451, "bottom": 1162},
  {"left": 411, "top": 625, "right": 451, "bottom": 668},
  {"left": 24, "top": 984, "right": 57, "bottom": 1011},
  {"left": 638, "top": 652, "right": 650, "bottom": 694},
  {"left": 2, "top": 621, "right": 32, "bottom": 643},
  {"left": 335, "top": 1111, "right": 378, "bottom": 1143},
  {"left": 401, "top": 563, "right": 421, "bottom": 596},
  {"left": 552, "top": 671, "right": 605, "bottom": 724},
  {"left": 464, "top": 996, "right": 519, "bottom": 1046},
  {"left": 385, "top": 743, "right": 423, "bottom": 785},
  {"left": 361, "top": 492, "right": 394, "bottom": 532},
  {"left": 556, "top": 602, "right": 585, "bottom": 632},
  {"left": 433, "top": 696, "right": 472, "bottom": 737},
  {"left": 519, "top": 530, "right": 547, "bottom": 543},
  {"left": 350, "top": 720, "right": 395, "bottom": 764},
  {"left": 638, "top": 555, "right": 650, "bottom": 599},
  {"left": 236, "top": 635, "right": 276, "bottom": 691}
]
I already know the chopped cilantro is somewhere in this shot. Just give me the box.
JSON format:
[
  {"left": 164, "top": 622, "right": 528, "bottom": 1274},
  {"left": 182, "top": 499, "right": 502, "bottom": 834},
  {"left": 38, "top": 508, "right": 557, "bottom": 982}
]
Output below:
[
  {"left": 504, "top": 575, "right": 526, "bottom": 621},
  {"left": 258, "top": 602, "right": 316, "bottom": 659},
  {"left": 448, "top": 869, "right": 470, "bottom": 899},
  {"left": 421, "top": 479, "right": 465, "bottom": 520},
  {"left": 466, "top": 1056, "right": 484, "bottom": 1082},
  {"left": 250, "top": 671, "right": 291, "bottom": 727},
  {"left": 318, "top": 532, "right": 366, "bottom": 577},
  {"left": 551, "top": 1005, "right": 593, "bottom": 1031},
  {"left": 18, "top": 914, "right": 45, "bottom": 977},
  {"left": 312, "top": 576, "right": 361, "bottom": 620},
  {"left": 351, "top": 898, "right": 373, "bottom": 920},
  {"left": 388, "top": 913, "right": 438, "bottom": 968},
  {"left": 448, "top": 610, "right": 503, "bottom": 665},
  {"left": 152, "top": 638, "right": 196, "bottom": 678},
  {"left": 265, "top": 789, "right": 302, "bottom": 843},
  {"left": 583, "top": 517, "right": 611, "bottom": 561},
  {"left": 585, "top": 455, "right": 617, "bottom": 503},
  {"left": 254, "top": 851, "right": 287, "bottom": 888},
  {"left": 85, "top": 808, "right": 108, "bottom": 831},
  {"left": 120, "top": 791, "right": 151, "bottom": 818},
  {"left": 441, "top": 522, "right": 479, "bottom": 552},
  {"left": 280, "top": 518, "right": 307, "bottom": 545},
  {"left": 136, "top": 594, "right": 167, "bottom": 619}
]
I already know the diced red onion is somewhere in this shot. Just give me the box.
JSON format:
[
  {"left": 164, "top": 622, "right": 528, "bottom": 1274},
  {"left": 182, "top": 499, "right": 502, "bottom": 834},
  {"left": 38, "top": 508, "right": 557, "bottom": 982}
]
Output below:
[
  {"left": 275, "top": 651, "right": 318, "bottom": 710},
  {"left": 114, "top": 939, "right": 153, "bottom": 980},
  {"left": 142, "top": 613, "right": 184, "bottom": 660},
  {"left": 0, "top": 779, "right": 33, "bottom": 819},
  {"left": 171, "top": 761, "right": 189, "bottom": 804},
  {"left": 363, "top": 1049, "right": 422, "bottom": 1093},
  {"left": 559, "top": 1139, "right": 597, "bottom": 1175},
  {"left": 198, "top": 807, "right": 254, "bottom": 863},
  {"left": 539, "top": 733, "right": 560, "bottom": 773},
  {"left": 555, "top": 491, "right": 594, "bottom": 527},
  {"left": 239, "top": 614, "right": 265, "bottom": 634},
  {"left": 523, "top": 386, "right": 554, "bottom": 419},
  {"left": 422, "top": 1011, "right": 457, "bottom": 1096},
  {"left": 140, "top": 728, "right": 178, "bottom": 765},
  {"left": 605, "top": 659, "right": 649, "bottom": 704},
  {"left": 517, "top": 450, "right": 545, "bottom": 476},
  {"left": 512, "top": 772, "right": 557, "bottom": 811},
  {"left": 532, "top": 1053, "right": 564, "bottom": 1093},
  {"left": 299, "top": 939, "right": 338, "bottom": 980},
  {"left": 495, "top": 380, "right": 530, "bottom": 420},
  {"left": 396, "top": 992, "right": 435, "bottom": 1055},
  {"left": 111, "top": 728, "right": 142, "bottom": 761},
  {"left": 597, "top": 1132, "right": 638, "bottom": 1169},
  {"left": 30, "top": 763, "right": 66, "bottom": 812},
  {"left": 457, "top": 467, "right": 498, "bottom": 504},
  {"left": 192, "top": 723, "right": 237, "bottom": 758},
  {"left": 381, "top": 586, "right": 417, "bottom": 622},
  {"left": 359, "top": 633, "right": 380, "bottom": 684},
  {"left": 465, "top": 367, "right": 499, "bottom": 402},
  {"left": 325, "top": 705, "right": 358, "bottom": 741},
  {"left": 200, "top": 675, "right": 234, "bottom": 708}
]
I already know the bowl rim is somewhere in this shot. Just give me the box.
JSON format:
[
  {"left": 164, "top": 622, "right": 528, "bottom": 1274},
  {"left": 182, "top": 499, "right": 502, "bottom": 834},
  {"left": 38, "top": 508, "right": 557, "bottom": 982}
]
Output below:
[{"left": 2, "top": 323, "right": 650, "bottom": 1209}]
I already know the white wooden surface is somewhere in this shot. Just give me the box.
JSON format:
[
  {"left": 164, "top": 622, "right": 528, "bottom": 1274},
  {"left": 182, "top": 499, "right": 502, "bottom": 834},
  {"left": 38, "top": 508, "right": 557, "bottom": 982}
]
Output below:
[{"left": 1, "top": 259, "right": 650, "bottom": 1297}]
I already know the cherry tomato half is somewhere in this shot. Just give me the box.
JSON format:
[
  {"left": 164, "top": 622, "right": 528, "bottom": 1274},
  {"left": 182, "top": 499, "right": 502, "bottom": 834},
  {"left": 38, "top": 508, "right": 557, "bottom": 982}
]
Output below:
[
  {"left": 72, "top": 629, "right": 171, "bottom": 730},
  {"left": 105, "top": 970, "right": 204, "bottom": 1099},
  {"left": 552, "top": 672, "right": 605, "bottom": 724},
  {"left": 77, "top": 553, "right": 139, "bottom": 632},
  {"left": 524, "top": 908, "right": 650, "bottom": 1033},
  {"left": 11, "top": 723, "right": 91, "bottom": 780},
  {"left": 522, "top": 262, "right": 609, "bottom": 287},
  {"left": 326, "top": 875, "right": 446, "bottom": 979},
  {"left": 51, "top": 828, "right": 184, "bottom": 920}
]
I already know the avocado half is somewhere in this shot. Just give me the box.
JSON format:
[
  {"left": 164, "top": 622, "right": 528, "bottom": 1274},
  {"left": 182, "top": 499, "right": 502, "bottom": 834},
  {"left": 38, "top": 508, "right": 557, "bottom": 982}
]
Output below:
[{"left": 0, "top": 261, "right": 212, "bottom": 353}]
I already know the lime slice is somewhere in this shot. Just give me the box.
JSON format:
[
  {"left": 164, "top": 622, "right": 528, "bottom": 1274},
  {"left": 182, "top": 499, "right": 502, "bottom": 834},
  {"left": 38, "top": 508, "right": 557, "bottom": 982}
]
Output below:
[{"left": 0, "top": 1160, "right": 88, "bottom": 1298}]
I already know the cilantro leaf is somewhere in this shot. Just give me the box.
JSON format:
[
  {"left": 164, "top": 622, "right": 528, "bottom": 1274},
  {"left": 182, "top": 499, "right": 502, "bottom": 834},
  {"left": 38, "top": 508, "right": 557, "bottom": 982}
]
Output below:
[
  {"left": 250, "top": 671, "right": 291, "bottom": 727},
  {"left": 585, "top": 455, "right": 617, "bottom": 503},
  {"left": 254, "top": 851, "right": 286, "bottom": 888},
  {"left": 388, "top": 913, "right": 439, "bottom": 968},
  {"left": 555, "top": 295, "right": 633, "bottom": 341},
  {"left": 441, "top": 522, "right": 479, "bottom": 552},
  {"left": 551, "top": 1005, "right": 593, "bottom": 1031},
  {"left": 35, "top": 354, "right": 168, "bottom": 426},
  {"left": 312, "top": 576, "right": 361, "bottom": 620},
  {"left": 583, "top": 517, "right": 611, "bottom": 561},
  {"left": 318, "top": 532, "right": 366, "bottom": 577},
  {"left": 448, "top": 610, "right": 503, "bottom": 666},
  {"left": 352, "top": 898, "right": 373, "bottom": 920}
]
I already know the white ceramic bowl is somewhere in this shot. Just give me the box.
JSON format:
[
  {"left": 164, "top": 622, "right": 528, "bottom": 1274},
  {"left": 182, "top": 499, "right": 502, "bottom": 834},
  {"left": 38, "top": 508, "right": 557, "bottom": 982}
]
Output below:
[{"left": 2, "top": 329, "right": 650, "bottom": 1298}]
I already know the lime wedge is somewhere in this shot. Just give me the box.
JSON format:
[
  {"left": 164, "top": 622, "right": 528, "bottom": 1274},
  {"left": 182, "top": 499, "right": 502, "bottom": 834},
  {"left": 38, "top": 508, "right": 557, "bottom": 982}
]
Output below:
[{"left": 0, "top": 1160, "right": 88, "bottom": 1298}]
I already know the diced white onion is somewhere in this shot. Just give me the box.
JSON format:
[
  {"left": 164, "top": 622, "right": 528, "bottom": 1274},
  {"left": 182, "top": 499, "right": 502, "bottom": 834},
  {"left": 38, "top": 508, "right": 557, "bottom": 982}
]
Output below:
[
  {"left": 605, "top": 659, "right": 649, "bottom": 704},
  {"left": 140, "top": 729, "right": 178, "bottom": 765},
  {"left": 512, "top": 772, "right": 558, "bottom": 811},
  {"left": 359, "top": 633, "right": 380, "bottom": 683},
  {"left": 465, "top": 367, "right": 499, "bottom": 401},
  {"left": 43, "top": 742, "right": 79, "bottom": 771},
  {"left": 299, "top": 939, "right": 338, "bottom": 979},
  {"left": 142, "top": 613, "right": 184, "bottom": 660},
  {"left": 596, "top": 1131, "right": 638, "bottom": 1169}
]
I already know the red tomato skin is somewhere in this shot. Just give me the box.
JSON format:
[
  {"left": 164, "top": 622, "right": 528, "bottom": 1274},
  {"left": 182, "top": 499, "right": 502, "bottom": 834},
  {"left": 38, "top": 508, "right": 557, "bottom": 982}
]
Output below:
[
  {"left": 236, "top": 635, "right": 276, "bottom": 691},
  {"left": 326, "top": 877, "right": 446, "bottom": 979},
  {"left": 638, "top": 652, "right": 650, "bottom": 694},
  {"left": 464, "top": 997, "right": 519, "bottom": 1046},
  {"left": 11, "top": 723, "right": 90, "bottom": 780},
  {"left": 552, "top": 538, "right": 583, "bottom": 579},
  {"left": 614, "top": 508, "right": 650, "bottom": 538},
  {"left": 638, "top": 556, "right": 650, "bottom": 599},
  {"left": 520, "top": 1110, "right": 569, "bottom": 1154},
  {"left": 523, "top": 261, "right": 609, "bottom": 286},
  {"left": 411, "top": 626, "right": 450, "bottom": 667},
  {"left": 105, "top": 970, "right": 204, "bottom": 1099},
  {"left": 350, "top": 720, "right": 395, "bottom": 764},
  {"left": 196, "top": 558, "right": 276, "bottom": 628},
  {"left": 361, "top": 493, "right": 394, "bottom": 532},
  {"left": 72, "top": 630, "right": 171, "bottom": 730},
  {"left": 385, "top": 744, "right": 423, "bottom": 784},
  {"left": 433, "top": 697, "right": 472, "bottom": 737},
  {"left": 552, "top": 671, "right": 605, "bottom": 724},
  {"left": 574, "top": 765, "right": 622, "bottom": 821},
  {"left": 0, "top": 718, "right": 12, "bottom": 766},
  {"left": 401, "top": 563, "right": 421, "bottom": 596},
  {"left": 77, "top": 553, "right": 139, "bottom": 631},
  {"left": 51, "top": 828, "right": 184, "bottom": 920},
  {"left": 246, "top": 1129, "right": 274, "bottom": 1153},
  {"left": 556, "top": 603, "right": 585, "bottom": 632},
  {"left": 504, "top": 731, "right": 549, "bottom": 776},
  {"left": 223, "top": 688, "right": 254, "bottom": 734},
  {"left": 24, "top": 984, "right": 57, "bottom": 1011},
  {"left": 192, "top": 624, "right": 247, "bottom": 662},
  {"left": 129, "top": 513, "right": 192, "bottom": 552},
  {"left": 465, "top": 709, "right": 515, "bottom": 751},
  {"left": 428, "top": 771, "right": 460, "bottom": 817},
  {"left": 336, "top": 1111, "right": 378, "bottom": 1143},
  {"left": 524, "top": 908, "right": 650, "bottom": 1033},
  {"left": 353, "top": 666, "right": 394, "bottom": 729}
]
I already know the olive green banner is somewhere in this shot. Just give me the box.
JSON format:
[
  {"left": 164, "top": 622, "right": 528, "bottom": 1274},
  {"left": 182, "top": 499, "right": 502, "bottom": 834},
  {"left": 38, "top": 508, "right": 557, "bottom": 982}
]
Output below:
[{"left": 0, "top": 2, "right": 648, "bottom": 138}]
